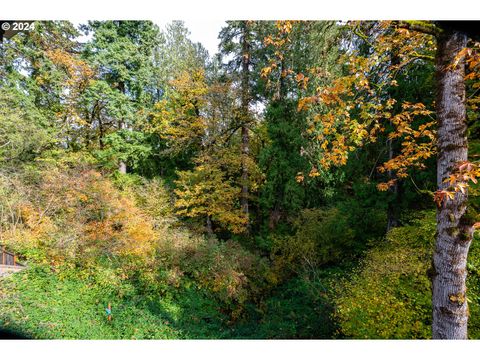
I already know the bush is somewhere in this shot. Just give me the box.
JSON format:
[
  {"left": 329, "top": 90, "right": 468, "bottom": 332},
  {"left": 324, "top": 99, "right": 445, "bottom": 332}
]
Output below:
[
  {"left": 0, "top": 160, "right": 272, "bottom": 337},
  {"left": 154, "top": 226, "right": 270, "bottom": 317},
  {"left": 270, "top": 208, "right": 357, "bottom": 278},
  {"left": 333, "top": 212, "right": 446, "bottom": 339},
  {"left": 1, "top": 164, "right": 156, "bottom": 269},
  {"left": 233, "top": 275, "right": 338, "bottom": 339}
]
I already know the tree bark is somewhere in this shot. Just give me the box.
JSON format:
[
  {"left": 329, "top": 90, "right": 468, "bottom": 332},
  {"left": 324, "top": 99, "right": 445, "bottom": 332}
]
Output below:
[
  {"left": 240, "top": 21, "right": 251, "bottom": 222},
  {"left": 206, "top": 214, "right": 213, "bottom": 235},
  {"left": 432, "top": 29, "right": 472, "bottom": 339},
  {"left": 118, "top": 118, "right": 127, "bottom": 174},
  {"left": 118, "top": 81, "right": 127, "bottom": 174}
]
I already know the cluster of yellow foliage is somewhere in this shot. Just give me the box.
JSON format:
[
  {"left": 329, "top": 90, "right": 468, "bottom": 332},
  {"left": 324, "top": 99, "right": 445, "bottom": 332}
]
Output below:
[
  {"left": 149, "top": 69, "right": 208, "bottom": 154},
  {"left": 174, "top": 161, "right": 248, "bottom": 234},
  {"left": 149, "top": 67, "right": 261, "bottom": 235},
  {"left": 1, "top": 166, "right": 156, "bottom": 268},
  {"left": 334, "top": 213, "right": 435, "bottom": 339},
  {"left": 44, "top": 48, "right": 95, "bottom": 127}
]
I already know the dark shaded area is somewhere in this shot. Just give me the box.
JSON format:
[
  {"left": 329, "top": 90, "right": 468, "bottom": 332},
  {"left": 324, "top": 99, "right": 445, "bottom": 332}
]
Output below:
[
  {"left": 435, "top": 21, "right": 480, "bottom": 40},
  {"left": 0, "top": 329, "right": 29, "bottom": 339}
]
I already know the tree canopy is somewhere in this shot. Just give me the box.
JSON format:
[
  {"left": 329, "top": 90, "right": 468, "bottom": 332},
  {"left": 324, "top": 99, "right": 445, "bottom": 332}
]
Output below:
[{"left": 1, "top": 20, "right": 480, "bottom": 340}]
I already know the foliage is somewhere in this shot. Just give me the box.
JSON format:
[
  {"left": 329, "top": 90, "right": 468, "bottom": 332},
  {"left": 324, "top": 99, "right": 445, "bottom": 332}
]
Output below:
[
  {"left": 258, "top": 101, "right": 309, "bottom": 226},
  {"left": 267, "top": 21, "right": 437, "bottom": 191},
  {"left": 0, "top": 264, "right": 224, "bottom": 339},
  {"left": 333, "top": 212, "right": 466, "bottom": 339},
  {"left": 0, "top": 161, "right": 271, "bottom": 336},
  {"left": 94, "top": 130, "right": 153, "bottom": 172},
  {"left": 3, "top": 20, "right": 480, "bottom": 340},
  {"left": 0, "top": 90, "right": 53, "bottom": 164},
  {"left": 174, "top": 163, "right": 248, "bottom": 234},
  {"left": 149, "top": 69, "right": 208, "bottom": 157},
  {"left": 0, "top": 162, "right": 156, "bottom": 268},
  {"left": 270, "top": 208, "right": 357, "bottom": 280},
  {"left": 233, "top": 275, "right": 337, "bottom": 339}
]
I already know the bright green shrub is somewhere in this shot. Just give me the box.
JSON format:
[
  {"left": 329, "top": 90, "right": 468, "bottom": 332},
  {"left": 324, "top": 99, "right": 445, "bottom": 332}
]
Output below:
[
  {"left": 332, "top": 212, "right": 480, "bottom": 339},
  {"left": 0, "top": 265, "right": 180, "bottom": 339}
]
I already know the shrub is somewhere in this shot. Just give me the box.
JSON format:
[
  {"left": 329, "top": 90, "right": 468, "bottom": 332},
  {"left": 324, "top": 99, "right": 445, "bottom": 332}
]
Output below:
[
  {"left": 0, "top": 160, "right": 272, "bottom": 335},
  {"left": 334, "top": 212, "right": 435, "bottom": 339},
  {"left": 0, "top": 163, "right": 156, "bottom": 270},
  {"left": 271, "top": 208, "right": 356, "bottom": 278}
]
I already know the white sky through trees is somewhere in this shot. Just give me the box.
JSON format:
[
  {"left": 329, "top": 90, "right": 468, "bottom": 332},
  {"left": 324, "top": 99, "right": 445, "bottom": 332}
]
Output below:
[
  {"left": 180, "top": 20, "right": 226, "bottom": 56},
  {"left": 75, "top": 20, "right": 226, "bottom": 57}
]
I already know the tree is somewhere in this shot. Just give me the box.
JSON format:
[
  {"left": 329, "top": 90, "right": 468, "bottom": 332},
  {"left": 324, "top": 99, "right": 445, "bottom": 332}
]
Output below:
[
  {"left": 260, "top": 21, "right": 342, "bottom": 229},
  {"left": 150, "top": 69, "right": 208, "bottom": 157},
  {"left": 0, "top": 21, "right": 89, "bottom": 152},
  {"left": 150, "top": 63, "right": 254, "bottom": 235},
  {"left": 219, "top": 21, "right": 264, "bottom": 229},
  {"left": 431, "top": 25, "right": 471, "bottom": 340},
  {"left": 387, "top": 20, "right": 480, "bottom": 340},
  {"left": 81, "top": 20, "right": 160, "bottom": 173},
  {"left": 281, "top": 20, "right": 480, "bottom": 339},
  {"left": 174, "top": 160, "right": 248, "bottom": 235},
  {"left": 154, "top": 21, "right": 209, "bottom": 94}
]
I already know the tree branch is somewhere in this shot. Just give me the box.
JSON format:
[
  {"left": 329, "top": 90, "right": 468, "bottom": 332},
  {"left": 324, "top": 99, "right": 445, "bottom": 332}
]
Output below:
[{"left": 393, "top": 21, "right": 442, "bottom": 38}]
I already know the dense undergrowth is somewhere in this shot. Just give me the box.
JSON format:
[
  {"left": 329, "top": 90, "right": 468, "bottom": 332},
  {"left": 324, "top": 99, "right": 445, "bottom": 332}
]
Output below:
[
  {"left": 0, "top": 155, "right": 267, "bottom": 338},
  {"left": 2, "top": 156, "right": 480, "bottom": 339},
  {"left": 0, "top": 155, "right": 348, "bottom": 339}
]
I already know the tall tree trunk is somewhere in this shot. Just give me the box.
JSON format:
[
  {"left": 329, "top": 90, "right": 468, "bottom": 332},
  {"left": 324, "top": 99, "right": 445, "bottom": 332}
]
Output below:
[
  {"left": 118, "top": 81, "right": 127, "bottom": 174},
  {"left": 240, "top": 21, "right": 251, "bottom": 223},
  {"left": 432, "top": 29, "right": 472, "bottom": 339}
]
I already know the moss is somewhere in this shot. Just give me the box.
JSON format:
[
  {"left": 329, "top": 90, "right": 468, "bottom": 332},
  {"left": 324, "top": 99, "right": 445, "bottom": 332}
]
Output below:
[
  {"left": 459, "top": 231, "right": 472, "bottom": 243},
  {"left": 427, "top": 259, "right": 438, "bottom": 281},
  {"left": 460, "top": 206, "right": 479, "bottom": 227},
  {"left": 406, "top": 20, "right": 443, "bottom": 35},
  {"left": 449, "top": 292, "right": 466, "bottom": 306},
  {"left": 446, "top": 226, "right": 460, "bottom": 238}
]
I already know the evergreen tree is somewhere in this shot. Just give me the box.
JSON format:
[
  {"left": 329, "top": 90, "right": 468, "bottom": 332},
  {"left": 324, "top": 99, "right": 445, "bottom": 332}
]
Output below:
[{"left": 81, "top": 20, "right": 160, "bottom": 173}]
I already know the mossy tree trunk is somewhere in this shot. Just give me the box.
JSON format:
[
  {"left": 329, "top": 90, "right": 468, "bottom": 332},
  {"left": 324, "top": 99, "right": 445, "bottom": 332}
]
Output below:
[{"left": 432, "top": 29, "right": 472, "bottom": 339}]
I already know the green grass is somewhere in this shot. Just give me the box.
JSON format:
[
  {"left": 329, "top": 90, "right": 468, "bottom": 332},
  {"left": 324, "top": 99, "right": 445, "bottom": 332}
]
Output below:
[
  {"left": 0, "top": 265, "right": 232, "bottom": 339},
  {"left": 0, "top": 263, "right": 343, "bottom": 339}
]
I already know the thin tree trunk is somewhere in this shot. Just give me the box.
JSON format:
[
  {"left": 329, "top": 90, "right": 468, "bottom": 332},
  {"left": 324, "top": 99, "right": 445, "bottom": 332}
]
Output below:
[
  {"left": 432, "top": 29, "right": 472, "bottom": 339},
  {"left": 97, "top": 103, "right": 105, "bottom": 150},
  {"left": 118, "top": 119, "right": 127, "bottom": 174},
  {"left": 240, "top": 21, "right": 250, "bottom": 223},
  {"left": 118, "top": 81, "right": 127, "bottom": 174},
  {"left": 206, "top": 215, "right": 213, "bottom": 235}
]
